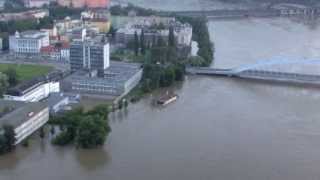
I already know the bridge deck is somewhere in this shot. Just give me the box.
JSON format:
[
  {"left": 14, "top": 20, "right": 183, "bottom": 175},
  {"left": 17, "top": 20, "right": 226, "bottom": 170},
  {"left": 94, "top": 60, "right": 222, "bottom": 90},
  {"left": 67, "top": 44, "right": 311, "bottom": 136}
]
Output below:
[{"left": 186, "top": 67, "right": 320, "bottom": 85}]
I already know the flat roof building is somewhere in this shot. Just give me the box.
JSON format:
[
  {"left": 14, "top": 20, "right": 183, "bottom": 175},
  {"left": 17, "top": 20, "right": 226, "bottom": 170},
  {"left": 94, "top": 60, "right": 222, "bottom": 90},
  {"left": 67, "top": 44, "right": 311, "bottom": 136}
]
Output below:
[
  {"left": 0, "top": 100, "right": 49, "bottom": 145},
  {"left": 45, "top": 93, "right": 70, "bottom": 114},
  {"left": 62, "top": 61, "right": 142, "bottom": 97},
  {"left": 70, "top": 35, "right": 110, "bottom": 73},
  {"left": 4, "top": 71, "right": 63, "bottom": 102},
  {"left": 9, "top": 30, "right": 50, "bottom": 54}
]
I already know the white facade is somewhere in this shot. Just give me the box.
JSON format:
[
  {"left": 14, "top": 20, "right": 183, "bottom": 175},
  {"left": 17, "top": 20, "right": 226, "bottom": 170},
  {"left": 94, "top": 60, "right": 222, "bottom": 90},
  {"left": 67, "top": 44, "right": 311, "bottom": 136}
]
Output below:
[
  {"left": 61, "top": 48, "right": 70, "bottom": 61},
  {"left": 103, "top": 43, "right": 110, "bottom": 69},
  {"left": 175, "top": 24, "right": 193, "bottom": 46},
  {"left": 14, "top": 107, "right": 49, "bottom": 144},
  {"left": 116, "top": 17, "right": 193, "bottom": 46},
  {"left": 25, "top": 0, "right": 50, "bottom": 8},
  {"left": 0, "top": 38, "right": 3, "bottom": 51},
  {"left": 4, "top": 82, "right": 60, "bottom": 102},
  {"left": 9, "top": 31, "right": 50, "bottom": 54}
]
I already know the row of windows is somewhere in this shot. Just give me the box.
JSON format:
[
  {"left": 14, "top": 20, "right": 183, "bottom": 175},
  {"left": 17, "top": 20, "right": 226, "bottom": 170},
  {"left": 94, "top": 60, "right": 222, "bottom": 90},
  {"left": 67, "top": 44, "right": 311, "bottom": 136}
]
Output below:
[{"left": 72, "top": 85, "right": 117, "bottom": 94}]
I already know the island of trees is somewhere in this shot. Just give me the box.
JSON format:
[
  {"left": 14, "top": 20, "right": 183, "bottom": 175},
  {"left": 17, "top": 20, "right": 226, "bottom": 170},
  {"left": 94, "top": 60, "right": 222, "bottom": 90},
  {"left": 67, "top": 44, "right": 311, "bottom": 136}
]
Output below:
[{"left": 50, "top": 105, "right": 111, "bottom": 149}]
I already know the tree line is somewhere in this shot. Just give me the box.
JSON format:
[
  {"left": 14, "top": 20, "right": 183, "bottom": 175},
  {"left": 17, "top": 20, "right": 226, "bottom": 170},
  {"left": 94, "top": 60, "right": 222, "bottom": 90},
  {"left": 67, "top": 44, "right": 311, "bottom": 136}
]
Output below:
[
  {"left": 0, "top": 68, "right": 19, "bottom": 97},
  {"left": 130, "top": 26, "right": 185, "bottom": 94}
]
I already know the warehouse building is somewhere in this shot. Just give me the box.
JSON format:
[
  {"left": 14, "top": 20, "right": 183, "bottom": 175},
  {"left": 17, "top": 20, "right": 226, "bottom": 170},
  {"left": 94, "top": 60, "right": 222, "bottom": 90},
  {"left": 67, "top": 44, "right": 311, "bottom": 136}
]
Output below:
[
  {"left": 62, "top": 61, "right": 142, "bottom": 97},
  {"left": 3, "top": 71, "right": 63, "bottom": 102}
]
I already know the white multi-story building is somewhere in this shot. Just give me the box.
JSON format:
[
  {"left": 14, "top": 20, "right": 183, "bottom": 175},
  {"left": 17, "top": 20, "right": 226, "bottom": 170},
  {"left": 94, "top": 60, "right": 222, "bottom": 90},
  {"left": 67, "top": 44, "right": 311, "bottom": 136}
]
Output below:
[
  {"left": 3, "top": 74, "right": 60, "bottom": 102},
  {"left": 9, "top": 30, "right": 50, "bottom": 54},
  {"left": 24, "top": 0, "right": 50, "bottom": 8},
  {"left": 0, "top": 100, "right": 49, "bottom": 145},
  {"left": 115, "top": 17, "right": 193, "bottom": 47},
  {"left": 70, "top": 35, "right": 110, "bottom": 72}
]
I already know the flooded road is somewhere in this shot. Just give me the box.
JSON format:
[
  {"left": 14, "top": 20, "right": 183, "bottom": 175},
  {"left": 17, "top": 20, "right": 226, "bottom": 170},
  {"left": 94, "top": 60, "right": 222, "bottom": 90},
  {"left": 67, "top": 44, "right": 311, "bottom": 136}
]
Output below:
[{"left": 2, "top": 12, "right": 320, "bottom": 180}]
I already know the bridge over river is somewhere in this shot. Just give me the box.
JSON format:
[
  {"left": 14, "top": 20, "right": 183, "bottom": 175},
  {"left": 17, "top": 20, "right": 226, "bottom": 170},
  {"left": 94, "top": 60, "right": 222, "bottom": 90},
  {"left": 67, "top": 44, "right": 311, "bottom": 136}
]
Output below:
[
  {"left": 186, "top": 59, "right": 320, "bottom": 85},
  {"left": 169, "top": 9, "right": 281, "bottom": 19},
  {"left": 162, "top": 6, "right": 320, "bottom": 19}
]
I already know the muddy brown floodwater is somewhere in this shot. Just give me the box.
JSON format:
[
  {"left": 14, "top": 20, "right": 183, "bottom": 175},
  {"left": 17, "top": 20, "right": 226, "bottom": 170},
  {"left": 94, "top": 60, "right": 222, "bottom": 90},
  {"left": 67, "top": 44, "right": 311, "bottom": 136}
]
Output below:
[{"left": 2, "top": 17, "right": 320, "bottom": 180}]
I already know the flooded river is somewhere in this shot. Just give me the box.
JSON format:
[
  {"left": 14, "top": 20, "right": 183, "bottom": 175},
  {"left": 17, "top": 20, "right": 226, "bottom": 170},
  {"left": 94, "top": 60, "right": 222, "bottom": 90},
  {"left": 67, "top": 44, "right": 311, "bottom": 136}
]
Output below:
[{"left": 2, "top": 7, "right": 320, "bottom": 180}]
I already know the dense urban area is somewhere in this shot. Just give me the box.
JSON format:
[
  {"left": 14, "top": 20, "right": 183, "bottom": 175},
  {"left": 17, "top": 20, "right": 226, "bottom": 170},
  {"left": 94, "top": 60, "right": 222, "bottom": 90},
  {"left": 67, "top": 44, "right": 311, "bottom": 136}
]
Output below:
[{"left": 1, "top": 0, "right": 320, "bottom": 179}]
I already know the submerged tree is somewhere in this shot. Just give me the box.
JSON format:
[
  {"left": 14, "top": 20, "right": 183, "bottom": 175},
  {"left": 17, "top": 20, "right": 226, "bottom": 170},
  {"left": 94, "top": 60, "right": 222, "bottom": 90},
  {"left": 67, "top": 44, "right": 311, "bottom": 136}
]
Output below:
[
  {"left": 76, "top": 115, "right": 111, "bottom": 149},
  {"left": 3, "top": 125, "right": 15, "bottom": 152}
]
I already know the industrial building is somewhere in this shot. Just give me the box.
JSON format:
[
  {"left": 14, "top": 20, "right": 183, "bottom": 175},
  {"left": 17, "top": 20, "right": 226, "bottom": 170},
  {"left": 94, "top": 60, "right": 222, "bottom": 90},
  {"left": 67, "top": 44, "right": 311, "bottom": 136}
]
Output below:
[
  {"left": 0, "top": 100, "right": 49, "bottom": 145},
  {"left": 3, "top": 71, "right": 63, "bottom": 102},
  {"left": 45, "top": 93, "right": 70, "bottom": 114},
  {"left": 62, "top": 61, "right": 142, "bottom": 97}
]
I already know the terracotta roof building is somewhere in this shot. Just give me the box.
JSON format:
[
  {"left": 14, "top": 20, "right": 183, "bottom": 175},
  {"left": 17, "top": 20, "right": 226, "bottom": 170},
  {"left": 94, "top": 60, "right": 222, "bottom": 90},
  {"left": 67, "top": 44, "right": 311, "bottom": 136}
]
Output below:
[{"left": 57, "top": 0, "right": 109, "bottom": 8}]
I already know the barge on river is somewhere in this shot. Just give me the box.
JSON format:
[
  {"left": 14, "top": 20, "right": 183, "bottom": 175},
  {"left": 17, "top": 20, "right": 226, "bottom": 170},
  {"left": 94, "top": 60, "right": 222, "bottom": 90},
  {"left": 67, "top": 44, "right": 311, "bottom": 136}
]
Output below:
[{"left": 157, "top": 93, "right": 178, "bottom": 106}]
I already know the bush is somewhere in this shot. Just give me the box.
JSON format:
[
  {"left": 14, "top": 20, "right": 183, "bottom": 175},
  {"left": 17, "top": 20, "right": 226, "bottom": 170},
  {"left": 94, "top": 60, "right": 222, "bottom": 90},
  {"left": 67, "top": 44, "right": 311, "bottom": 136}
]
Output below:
[{"left": 52, "top": 131, "right": 73, "bottom": 146}]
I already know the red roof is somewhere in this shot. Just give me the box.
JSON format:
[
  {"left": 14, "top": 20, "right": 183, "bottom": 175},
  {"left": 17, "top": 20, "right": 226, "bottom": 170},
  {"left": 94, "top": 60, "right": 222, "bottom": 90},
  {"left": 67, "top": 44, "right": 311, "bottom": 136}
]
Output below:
[
  {"left": 40, "top": 42, "right": 69, "bottom": 53},
  {"left": 41, "top": 45, "right": 57, "bottom": 53}
]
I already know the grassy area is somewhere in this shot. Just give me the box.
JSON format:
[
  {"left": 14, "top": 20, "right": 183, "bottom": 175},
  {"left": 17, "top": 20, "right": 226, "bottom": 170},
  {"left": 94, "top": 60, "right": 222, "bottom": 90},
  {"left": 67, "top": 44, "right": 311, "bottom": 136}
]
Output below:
[{"left": 0, "top": 63, "right": 53, "bottom": 81}]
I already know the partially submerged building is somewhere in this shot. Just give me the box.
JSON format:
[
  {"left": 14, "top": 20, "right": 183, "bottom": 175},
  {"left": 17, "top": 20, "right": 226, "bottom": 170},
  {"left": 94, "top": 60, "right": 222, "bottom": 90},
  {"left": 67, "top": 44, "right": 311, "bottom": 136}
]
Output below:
[
  {"left": 62, "top": 61, "right": 142, "bottom": 97},
  {"left": 0, "top": 100, "right": 49, "bottom": 145},
  {"left": 45, "top": 93, "right": 70, "bottom": 114}
]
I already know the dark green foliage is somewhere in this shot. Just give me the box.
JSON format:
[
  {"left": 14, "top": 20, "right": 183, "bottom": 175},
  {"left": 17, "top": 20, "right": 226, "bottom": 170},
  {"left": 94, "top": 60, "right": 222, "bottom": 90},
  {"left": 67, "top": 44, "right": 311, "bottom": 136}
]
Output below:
[
  {"left": 50, "top": 126, "right": 56, "bottom": 135},
  {"left": 176, "top": 16, "right": 214, "bottom": 66},
  {"left": 173, "top": 65, "right": 185, "bottom": 81},
  {"left": 0, "top": 73, "right": 8, "bottom": 98},
  {"left": 123, "top": 99, "right": 129, "bottom": 108},
  {"left": 4, "top": 68, "right": 19, "bottom": 87},
  {"left": 38, "top": 17, "right": 54, "bottom": 29},
  {"left": 22, "top": 138, "right": 29, "bottom": 147},
  {"left": 51, "top": 105, "right": 111, "bottom": 149},
  {"left": 86, "top": 104, "right": 110, "bottom": 120},
  {"left": 118, "top": 102, "right": 123, "bottom": 110},
  {"left": 140, "top": 29, "right": 146, "bottom": 55},
  {"left": 168, "top": 26, "right": 176, "bottom": 47},
  {"left": 134, "top": 31, "right": 139, "bottom": 56},
  {"left": 48, "top": 4, "right": 83, "bottom": 20},
  {"left": 2, "top": 125, "right": 16, "bottom": 152},
  {"left": 160, "top": 66, "right": 176, "bottom": 87},
  {"left": 39, "top": 127, "right": 45, "bottom": 139},
  {"left": 110, "top": 3, "right": 155, "bottom": 16},
  {"left": 0, "top": 135, "right": 7, "bottom": 154},
  {"left": 76, "top": 115, "right": 110, "bottom": 149},
  {"left": 52, "top": 131, "right": 73, "bottom": 146},
  {"left": 150, "top": 46, "right": 167, "bottom": 64}
]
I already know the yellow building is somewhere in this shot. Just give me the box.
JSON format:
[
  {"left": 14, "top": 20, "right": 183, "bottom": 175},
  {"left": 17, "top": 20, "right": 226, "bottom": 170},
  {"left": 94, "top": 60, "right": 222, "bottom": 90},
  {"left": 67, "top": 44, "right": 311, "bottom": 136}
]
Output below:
[{"left": 85, "top": 19, "right": 111, "bottom": 33}]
